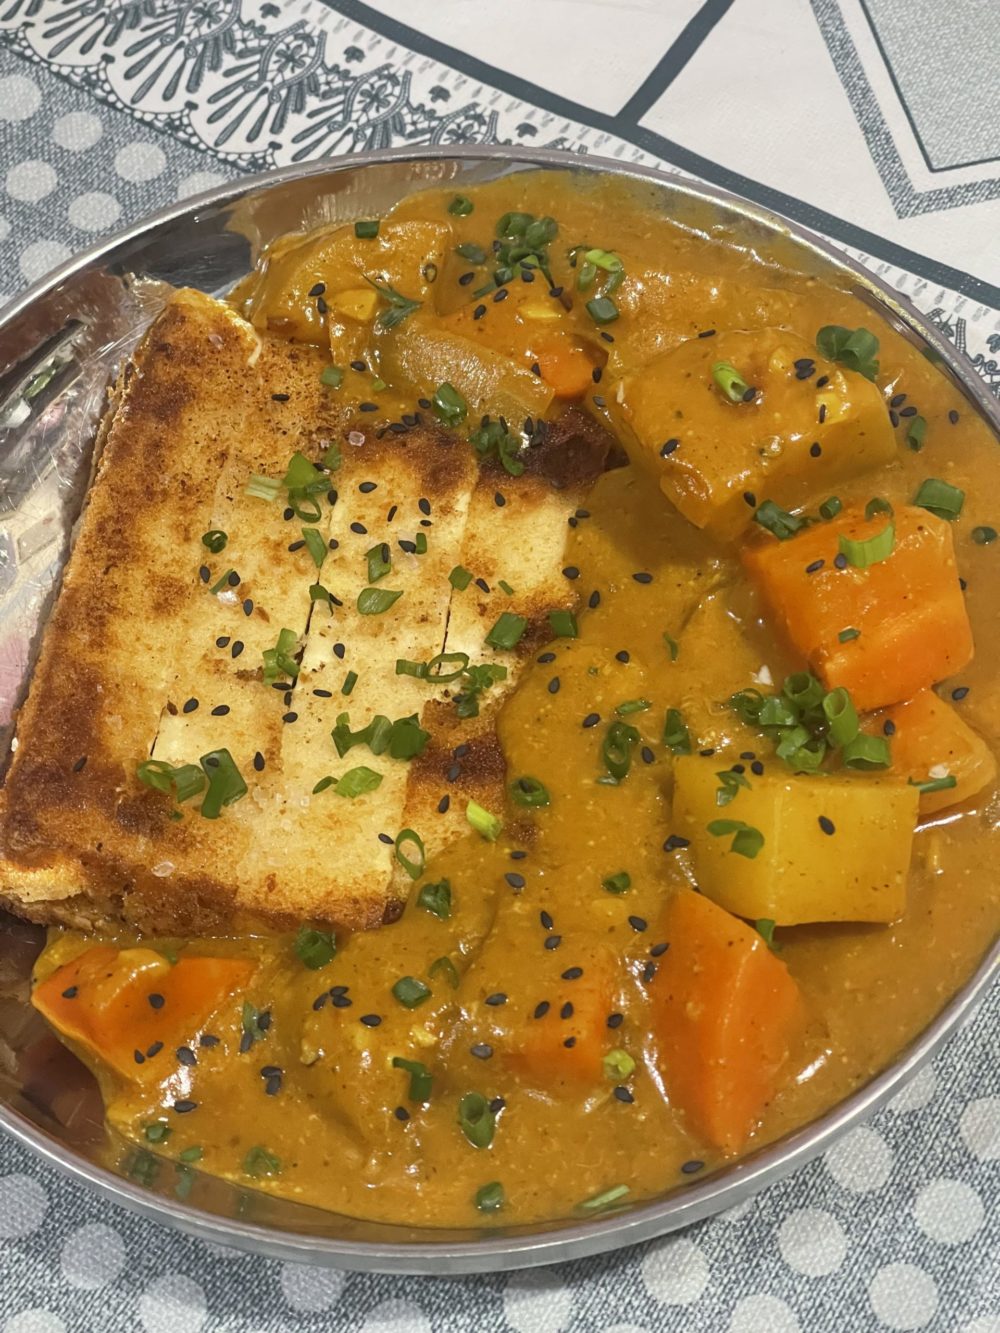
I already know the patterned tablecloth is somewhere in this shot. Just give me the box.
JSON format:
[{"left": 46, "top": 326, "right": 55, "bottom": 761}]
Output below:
[{"left": 1, "top": 2, "right": 998, "bottom": 1329}]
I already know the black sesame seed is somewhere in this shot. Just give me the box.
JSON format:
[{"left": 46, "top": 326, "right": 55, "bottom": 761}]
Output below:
[
  {"left": 534, "top": 1001, "right": 551, "bottom": 1019},
  {"left": 810, "top": 442, "right": 822, "bottom": 458},
  {"left": 806, "top": 559, "right": 824, "bottom": 574},
  {"left": 681, "top": 1159, "right": 705, "bottom": 1175},
  {"left": 650, "top": 941, "right": 669, "bottom": 958},
  {"left": 698, "top": 328, "right": 716, "bottom": 338},
  {"left": 253, "top": 751, "right": 265, "bottom": 772},
  {"left": 316, "top": 296, "right": 328, "bottom": 315},
  {"left": 505, "top": 872, "right": 525, "bottom": 889},
  {"left": 952, "top": 686, "right": 969, "bottom": 701},
  {"left": 493, "top": 288, "right": 508, "bottom": 303},
  {"left": 537, "top": 651, "right": 556, "bottom": 664},
  {"left": 560, "top": 1001, "right": 574, "bottom": 1019},
  {"left": 510, "top": 849, "right": 527, "bottom": 860},
  {"left": 359, "top": 480, "right": 377, "bottom": 494},
  {"left": 350, "top": 521, "right": 367, "bottom": 534},
  {"left": 548, "top": 677, "right": 561, "bottom": 694},
  {"left": 834, "top": 553, "right": 848, "bottom": 570},
  {"left": 211, "top": 705, "right": 230, "bottom": 716},
  {"left": 61, "top": 985, "right": 78, "bottom": 999},
  {"left": 182, "top": 698, "right": 198, "bottom": 714},
  {"left": 378, "top": 832, "right": 393, "bottom": 845},
  {"left": 459, "top": 271, "right": 475, "bottom": 286},
  {"left": 473, "top": 304, "right": 487, "bottom": 319},
  {"left": 743, "top": 491, "right": 756, "bottom": 507},
  {"left": 540, "top": 910, "right": 554, "bottom": 930},
  {"left": 265, "top": 1074, "right": 282, "bottom": 1096},
  {"left": 200, "top": 1033, "right": 219, "bottom": 1048},
  {"left": 359, "top": 402, "right": 378, "bottom": 413},
  {"left": 582, "top": 712, "right": 601, "bottom": 728},
  {"left": 641, "top": 746, "right": 655, "bottom": 765},
  {"left": 475, "top": 577, "right": 490, "bottom": 593},
  {"left": 663, "top": 835, "right": 690, "bottom": 851},
  {"left": 949, "top": 410, "right": 960, "bottom": 425},
  {"left": 148, "top": 993, "right": 165, "bottom": 1010},
  {"left": 485, "top": 993, "right": 507, "bottom": 1007},
  {"left": 628, "top": 915, "right": 647, "bottom": 932},
  {"left": 394, "top": 1106, "right": 410, "bottom": 1122},
  {"left": 446, "top": 763, "right": 461, "bottom": 782},
  {"left": 660, "top": 438, "right": 679, "bottom": 457},
  {"left": 133, "top": 1050, "right": 145, "bottom": 1064},
  {"left": 199, "top": 565, "right": 210, "bottom": 584},
  {"left": 333, "top": 642, "right": 346, "bottom": 660},
  {"left": 494, "top": 492, "right": 506, "bottom": 507},
  {"left": 642, "top": 961, "right": 658, "bottom": 983},
  {"left": 890, "top": 392, "right": 906, "bottom": 408},
  {"left": 271, "top": 392, "right": 290, "bottom": 402},
  {"left": 309, "top": 282, "right": 326, "bottom": 297},
  {"left": 544, "top": 934, "right": 562, "bottom": 950},
  {"left": 563, "top": 1037, "right": 577, "bottom": 1048},
  {"left": 751, "top": 760, "right": 764, "bottom": 776},
  {"left": 471, "top": 1043, "right": 493, "bottom": 1059},
  {"left": 818, "top": 404, "right": 827, "bottom": 424},
  {"left": 816, "top": 375, "right": 829, "bottom": 388},
  {"left": 282, "top": 711, "right": 298, "bottom": 724},
  {"left": 257, "top": 1011, "right": 271, "bottom": 1032},
  {"left": 592, "top": 366, "right": 603, "bottom": 383},
  {"left": 437, "top": 795, "right": 450, "bottom": 814},
  {"left": 883, "top": 720, "right": 896, "bottom": 736},
  {"left": 562, "top": 566, "right": 580, "bottom": 580},
  {"left": 312, "top": 993, "right": 328, "bottom": 1011},
  {"left": 613, "top": 1086, "right": 634, "bottom": 1104},
  {"left": 889, "top": 409, "right": 900, "bottom": 427},
  {"left": 360, "top": 1014, "right": 382, "bottom": 1027},
  {"left": 176, "top": 1046, "right": 197, "bottom": 1067},
  {"left": 607, "top": 1012, "right": 624, "bottom": 1029},
  {"left": 900, "top": 405, "right": 917, "bottom": 418},
  {"left": 818, "top": 815, "right": 835, "bottom": 836},
  {"left": 227, "top": 571, "right": 240, "bottom": 586},
  {"left": 173, "top": 1100, "right": 198, "bottom": 1114},
  {"left": 561, "top": 966, "right": 583, "bottom": 981},
  {"left": 231, "top": 641, "right": 244, "bottom": 659},
  {"left": 216, "top": 636, "right": 230, "bottom": 648}
]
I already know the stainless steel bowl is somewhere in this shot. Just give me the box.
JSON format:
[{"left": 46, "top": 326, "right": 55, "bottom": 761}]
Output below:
[{"left": 1, "top": 146, "right": 997, "bottom": 1275}]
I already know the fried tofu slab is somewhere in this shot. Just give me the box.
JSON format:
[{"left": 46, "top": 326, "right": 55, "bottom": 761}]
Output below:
[{"left": 0, "top": 291, "right": 609, "bottom": 934}]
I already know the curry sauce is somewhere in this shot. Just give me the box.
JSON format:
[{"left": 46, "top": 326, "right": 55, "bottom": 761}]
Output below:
[{"left": 23, "top": 173, "right": 1000, "bottom": 1228}]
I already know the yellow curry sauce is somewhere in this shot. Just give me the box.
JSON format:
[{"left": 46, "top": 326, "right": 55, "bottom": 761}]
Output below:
[{"left": 31, "top": 173, "right": 1000, "bottom": 1226}]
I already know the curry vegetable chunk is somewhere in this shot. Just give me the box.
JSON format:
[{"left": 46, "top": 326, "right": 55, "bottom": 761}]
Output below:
[
  {"left": 673, "top": 757, "right": 919, "bottom": 924},
  {"left": 4, "top": 171, "right": 997, "bottom": 1232}
]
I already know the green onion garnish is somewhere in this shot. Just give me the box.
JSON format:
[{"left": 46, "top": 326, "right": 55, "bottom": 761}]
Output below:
[
  {"left": 838, "top": 626, "right": 860, "bottom": 642},
  {"left": 467, "top": 799, "right": 503, "bottom": 841},
  {"left": 602, "top": 1049, "right": 635, "bottom": 1080},
  {"left": 906, "top": 416, "right": 927, "bottom": 451},
  {"left": 841, "top": 734, "right": 891, "bottom": 770},
  {"left": 392, "top": 975, "right": 431, "bottom": 1009},
  {"left": 469, "top": 418, "right": 525, "bottom": 476},
  {"left": 549, "top": 609, "right": 578, "bottom": 638},
  {"left": 822, "top": 686, "right": 858, "bottom": 746},
  {"left": 707, "top": 819, "right": 764, "bottom": 858},
  {"left": 144, "top": 1122, "right": 171, "bottom": 1143},
  {"left": 819, "top": 496, "right": 842, "bottom": 520},
  {"left": 815, "top": 325, "right": 879, "bottom": 381},
  {"left": 454, "top": 662, "right": 508, "bottom": 719},
  {"left": 282, "top": 451, "right": 318, "bottom": 491},
  {"left": 449, "top": 565, "right": 473, "bottom": 591},
  {"left": 448, "top": 195, "right": 474, "bottom": 216},
  {"left": 455, "top": 241, "right": 486, "bottom": 263},
  {"left": 388, "top": 715, "right": 430, "bottom": 761},
  {"left": 457, "top": 1092, "right": 496, "bottom": 1148},
  {"left": 262, "top": 627, "right": 300, "bottom": 684},
  {"left": 715, "top": 769, "right": 750, "bottom": 807},
  {"left": 242, "top": 1146, "right": 281, "bottom": 1178},
  {"left": 334, "top": 765, "right": 383, "bottom": 799},
  {"left": 577, "top": 1184, "right": 629, "bottom": 1213},
  {"left": 396, "top": 658, "right": 426, "bottom": 679},
  {"left": 201, "top": 530, "right": 227, "bottom": 553},
  {"left": 357, "top": 587, "right": 403, "bottom": 615},
  {"left": 602, "top": 720, "right": 640, "bottom": 781},
  {"left": 320, "top": 366, "right": 343, "bottom": 389},
  {"left": 429, "top": 955, "right": 460, "bottom": 988},
  {"left": 415, "top": 532, "right": 428, "bottom": 555},
  {"left": 395, "top": 828, "right": 426, "bottom": 880},
  {"left": 909, "top": 774, "right": 957, "bottom": 794},
  {"left": 602, "top": 871, "right": 631, "bottom": 894},
  {"left": 755, "top": 918, "right": 777, "bottom": 948},
  {"left": 865, "top": 497, "right": 893, "bottom": 520},
  {"left": 366, "top": 543, "right": 392, "bottom": 583},
  {"left": 208, "top": 568, "right": 237, "bottom": 595},
  {"left": 485, "top": 612, "right": 527, "bottom": 651},
  {"left": 341, "top": 670, "right": 358, "bottom": 697},
  {"left": 663, "top": 709, "right": 692, "bottom": 755},
  {"left": 838, "top": 520, "right": 895, "bottom": 569},
  {"left": 301, "top": 527, "right": 327, "bottom": 570},
  {"left": 363, "top": 277, "right": 422, "bottom": 330},
  {"left": 294, "top": 926, "right": 336, "bottom": 970},
  {"left": 245, "top": 474, "right": 281, "bottom": 502},
  {"left": 432, "top": 381, "right": 468, "bottom": 428},
  {"left": 475, "top": 1181, "right": 505, "bottom": 1213},
  {"left": 137, "top": 760, "right": 206, "bottom": 804},
  {"left": 322, "top": 441, "right": 342, "bottom": 471},
  {"left": 914, "top": 478, "right": 965, "bottom": 521},
  {"left": 354, "top": 219, "right": 379, "bottom": 238},
  {"left": 616, "top": 699, "right": 651, "bottom": 716},
  {"left": 712, "top": 360, "right": 754, "bottom": 403},
  {"left": 509, "top": 776, "right": 550, "bottom": 808},
  {"left": 178, "top": 1145, "right": 203, "bottom": 1164},
  {"left": 312, "top": 776, "right": 336, "bottom": 794},
  {"left": 784, "top": 672, "right": 824, "bottom": 711},
  {"left": 755, "top": 500, "right": 807, "bottom": 540},
  {"left": 417, "top": 878, "right": 452, "bottom": 919},
  {"left": 392, "top": 1056, "right": 433, "bottom": 1102},
  {"left": 199, "top": 749, "right": 248, "bottom": 820},
  {"left": 586, "top": 296, "right": 619, "bottom": 325}
]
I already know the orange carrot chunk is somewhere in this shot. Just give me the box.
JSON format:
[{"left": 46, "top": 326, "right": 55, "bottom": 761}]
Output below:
[
  {"left": 743, "top": 505, "right": 972, "bottom": 711},
  {"left": 33, "top": 945, "right": 255, "bottom": 1081},
  {"left": 535, "top": 338, "right": 597, "bottom": 400},
  {"left": 879, "top": 689, "right": 996, "bottom": 816},
  {"left": 651, "top": 891, "right": 805, "bottom": 1154},
  {"left": 511, "top": 951, "right": 612, "bottom": 1085}
]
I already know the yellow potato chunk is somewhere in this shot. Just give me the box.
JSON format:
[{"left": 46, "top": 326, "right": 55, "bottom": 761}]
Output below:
[
  {"left": 672, "top": 757, "right": 918, "bottom": 924},
  {"left": 617, "top": 328, "right": 896, "bottom": 535}
]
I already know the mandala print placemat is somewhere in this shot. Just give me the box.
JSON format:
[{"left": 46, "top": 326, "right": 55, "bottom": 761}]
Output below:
[{"left": 0, "top": 2, "right": 998, "bottom": 1330}]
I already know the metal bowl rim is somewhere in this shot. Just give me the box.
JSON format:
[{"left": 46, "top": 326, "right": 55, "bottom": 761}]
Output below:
[{"left": 1, "top": 142, "right": 997, "bottom": 1274}]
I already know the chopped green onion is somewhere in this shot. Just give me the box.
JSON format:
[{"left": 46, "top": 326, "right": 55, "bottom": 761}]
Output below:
[
  {"left": 469, "top": 418, "right": 525, "bottom": 476},
  {"left": 602, "top": 1048, "right": 635, "bottom": 1080},
  {"left": 838, "top": 520, "right": 895, "bottom": 569},
  {"left": 972, "top": 525, "right": 998, "bottom": 545},
  {"left": 242, "top": 1146, "right": 281, "bottom": 1178},
  {"left": 262, "top": 627, "right": 300, "bottom": 683},
  {"left": 456, "top": 242, "right": 486, "bottom": 263},
  {"left": 586, "top": 296, "right": 619, "bottom": 325},
  {"left": 663, "top": 632, "right": 680, "bottom": 661},
  {"left": 201, "top": 530, "right": 227, "bottom": 554},
  {"left": 392, "top": 975, "right": 431, "bottom": 1009},
  {"left": 663, "top": 708, "right": 692, "bottom": 755},
  {"left": 819, "top": 496, "right": 843, "bottom": 520},
  {"left": 784, "top": 672, "right": 824, "bottom": 711},
  {"left": 757, "top": 695, "right": 798, "bottom": 728},
  {"left": 602, "top": 720, "right": 640, "bottom": 781},
  {"left": 914, "top": 478, "right": 965, "bottom": 521},
  {"left": 577, "top": 1184, "right": 629, "bottom": 1214},
  {"left": 485, "top": 611, "right": 527, "bottom": 650},
  {"left": 366, "top": 543, "right": 392, "bottom": 583},
  {"left": 245, "top": 474, "right": 281, "bottom": 502},
  {"left": 415, "top": 532, "right": 428, "bottom": 555},
  {"left": 449, "top": 565, "right": 473, "bottom": 591},
  {"left": 144, "top": 1122, "right": 171, "bottom": 1143},
  {"left": 909, "top": 774, "right": 957, "bottom": 795},
  {"left": 178, "top": 1145, "right": 203, "bottom": 1164},
  {"left": 448, "top": 195, "right": 474, "bottom": 216},
  {"left": 865, "top": 497, "right": 893, "bottom": 520},
  {"left": 602, "top": 871, "right": 631, "bottom": 894},
  {"left": 417, "top": 878, "right": 452, "bottom": 919},
  {"left": 905, "top": 415, "right": 927, "bottom": 451},
  {"left": 387, "top": 715, "right": 430, "bottom": 761},
  {"left": 509, "top": 776, "right": 550, "bottom": 808},
  {"left": 841, "top": 734, "right": 891, "bottom": 770},
  {"left": 392, "top": 1056, "right": 432, "bottom": 1102},
  {"left": 341, "top": 670, "right": 358, "bottom": 697},
  {"left": 354, "top": 219, "right": 379, "bottom": 238},
  {"left": 616, "top": 698, "right": 651, "bottom": 716},
  {"left": 363, "top": 277, "right": 422, "bottom": 330},
  {"left": 395, "top": 658, "right": 427, "bottom": 679},
  {"left": 755, "top": 500, "right": 807, "bottom": 540},
  {"left": 707, "top": 819, "right": 764, "bottom": 859},
  {"left": 779, "top": 735, "right": 827, "bottom": 772},
  {"left": 429, "top": 955, "right": 460, "bottom": 988},
  {"left": 497, "top": 578, "right": 513, "bottom": 595},
  {"left": 454, "top": 662, "right": 508, "bottom": 719},
  {"left": 136, "top": 760, "right": 206, "bottom": 804},
  {"left": 334, "top": 765, "right": 383, "bottom": 798},
  {"left": 199, "top": 749, "right": 247, "bottom": 820},
  {"left": 716, "top": 769, "right": 751, "bottom": 807},
  {"left": 755, "top": 918, "right": 777, "bottom": 948},
  {"left": 432, "top": 382, "right": 468, "bottom": 428},
  {"left": 712, "top": 360, "right": 754, "bottom": 403},
  {"left": 821, "top": 687, "right": 864, "bottom": 751},
  {"left": 320, "top": 365, "right": 343, "bottom": 389},
  {"left": 294, "top": 926, "right": 336, "bottom": 969},
  {"left": 358, "top": 587, "right": 403, "bottom": 615},
  {"left": 312, "top": 776, "right": 336, "bottom": 794},
  {"left": 282, "top": 451, "right": 318, "bottom": 491},
  {"left": 322, "top": 441, "right": 342, "bottom": 471},
  {"left": 301, "top": 527, "right": 327, "bottom": 570},
  {"left": 457, "top": 1092, "right": 495, "bottom": 1148},
  {"left": 838, "top": 626, "right": 860, "bottom": 642},
  {"left": 475, "top": 1181, "right": 505, "bottom": 1213},
  {"left": 332, "top": 712, "right": 391, "bottom": 758},
  {"left": 395, "top": 828, "right": 426, "bottom": 880},
  {"left": 816, "top": 325, "right": 879, "bottom": 380},
  {"left": 467, "top": 799, "right": 503, "bottom": 841},
  {"left": 549, "top": 609, "right": 578, "bottom": 638},
  {"left": 242, "top": 1001, "right": 266, "bottom": 1046},
  {"left": 370, "top": 376, "right": 387, "bottom": 393},
  {"left": 209, "top": 568, "right": 237, "bottom": 595}
]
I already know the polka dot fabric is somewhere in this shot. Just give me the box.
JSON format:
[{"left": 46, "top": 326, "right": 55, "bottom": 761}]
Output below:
[{"left": 1, "top": 23, "right": 999, "bottom": 1333}]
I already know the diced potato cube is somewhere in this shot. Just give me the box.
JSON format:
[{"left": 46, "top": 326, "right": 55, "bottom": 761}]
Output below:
[
  {"left": 878, "top": 689, "right": 996, "bottom": 815},
  {"left": 672, "top": 757, "right": 918, "bottom": 924},
  {"left": 617, "top": 328, "right": 896, "bottom": 534},
  {"left": 743, "top": 505, "right": 973, "bottom": 711}
]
